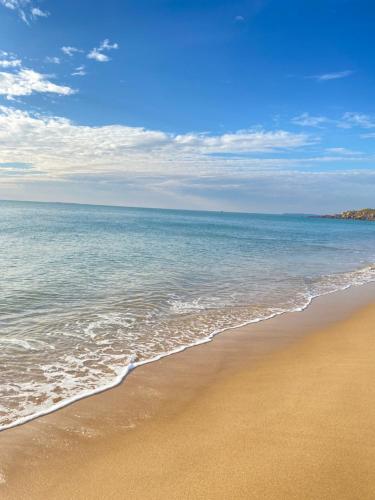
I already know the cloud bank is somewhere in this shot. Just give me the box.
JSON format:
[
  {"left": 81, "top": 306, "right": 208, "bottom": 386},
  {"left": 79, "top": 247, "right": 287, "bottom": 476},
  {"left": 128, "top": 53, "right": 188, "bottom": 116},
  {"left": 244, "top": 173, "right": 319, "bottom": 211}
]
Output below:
[
  {"left": 0, "top": 105, "right": 373, "bottom": 212},
  {"left": 0, "top": 105, "right": 313, "bottom": 179}
]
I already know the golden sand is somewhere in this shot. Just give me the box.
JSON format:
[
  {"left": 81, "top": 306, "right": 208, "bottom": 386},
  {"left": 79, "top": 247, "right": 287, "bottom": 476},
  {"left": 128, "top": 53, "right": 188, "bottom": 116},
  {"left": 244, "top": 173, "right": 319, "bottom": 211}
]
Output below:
[{"left": 1, "top": 285, "right": 375, "bottom": 499}]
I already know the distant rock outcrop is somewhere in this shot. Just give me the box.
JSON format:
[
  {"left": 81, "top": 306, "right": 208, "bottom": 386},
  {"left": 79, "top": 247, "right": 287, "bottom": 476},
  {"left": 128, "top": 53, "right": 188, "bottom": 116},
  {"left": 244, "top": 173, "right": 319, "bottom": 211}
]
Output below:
[{"left": 320, "top": 208, "right": 375, "bottom": 221}]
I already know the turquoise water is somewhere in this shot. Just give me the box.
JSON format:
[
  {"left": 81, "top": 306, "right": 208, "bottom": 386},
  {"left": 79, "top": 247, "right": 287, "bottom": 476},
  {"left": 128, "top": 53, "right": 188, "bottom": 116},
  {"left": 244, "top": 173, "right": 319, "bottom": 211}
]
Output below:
[{"left": 0, "top": 200, "right": 374, "bottom": 429}]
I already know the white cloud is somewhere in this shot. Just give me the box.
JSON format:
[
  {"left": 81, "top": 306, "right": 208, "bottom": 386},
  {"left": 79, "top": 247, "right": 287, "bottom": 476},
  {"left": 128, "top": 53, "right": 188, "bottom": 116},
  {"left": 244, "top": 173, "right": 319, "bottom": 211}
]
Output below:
[
  {"left": 45, "top": 56, "right": 60, "bottom": 64},
  {"left": 0, "top": 69, "right": 75, "bottom": 99},
  {"left": 338, "top": 112, "right": 375, "bottom": 129},
  {"left": 30, "top": 6, "right": 48, "bottom": 17},
  {"left": 0, "top": 58, "right": 22, "bottom": 68},
  {"left": 87, "top": 49, "right": 110, "bottom": 62},
  {"left": 293, "top": 111, "right": 375, "bottom": 131},
  {"left": 235, "top": 15, "right": 245, "bottom": 21},
  {"left": 100, "top": 39, "right": 119, "bottom": 50},
  {"left": 61, "top": 46, "right": 81, "bottom": 57},
  {"left": 0, "top": 106, "right": 312, "bottom": 179},
  {"left": 361, "top": 132, "right": 375, "bottom": 139},
  {"left": 0, "top": 0, "right": 28, "bottom": 23},
  {"left": 173, "top": 129, "right": 312, "bottom": 152},
  {"left": 0, "top": 1, "right": 25, "bottom": 12},
  {"left": 292, "top": 113, "right": 329, "bottom": 128},
  {"left": 87, "top": 39, "right": 119, "bottom": 62},
  {"left": 309, "top": 70, "right": 354, "bottom": 82},
  {"left": 72, "top": 65, "right": 86, "bottom": 76},
  {"left": 325, "top": 147, "right": 363, "bottom": 156},
  {"left": 0, "top": 0, "right": 49, "bottom": 23}
]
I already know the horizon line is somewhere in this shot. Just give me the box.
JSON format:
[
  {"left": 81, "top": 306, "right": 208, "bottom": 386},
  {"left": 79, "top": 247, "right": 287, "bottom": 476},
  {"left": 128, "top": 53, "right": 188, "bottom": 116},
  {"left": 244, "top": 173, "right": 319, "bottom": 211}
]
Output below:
[{"left": 0, "top": 198, "right": 324, "bottom": 216}]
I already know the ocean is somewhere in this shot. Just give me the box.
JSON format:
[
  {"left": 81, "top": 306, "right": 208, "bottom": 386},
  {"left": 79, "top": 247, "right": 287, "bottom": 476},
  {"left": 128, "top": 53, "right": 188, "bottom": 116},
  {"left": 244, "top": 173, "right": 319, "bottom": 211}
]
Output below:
[{"left": 0, "top": 200, "right": 374, "bottom": 430}]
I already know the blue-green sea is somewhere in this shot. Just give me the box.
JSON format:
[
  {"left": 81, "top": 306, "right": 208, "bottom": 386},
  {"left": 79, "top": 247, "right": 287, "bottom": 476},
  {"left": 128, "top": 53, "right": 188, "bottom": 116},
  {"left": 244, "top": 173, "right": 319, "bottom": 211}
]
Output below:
[{"left": 0, "top": 200, "right": 374, "bottom": 429}]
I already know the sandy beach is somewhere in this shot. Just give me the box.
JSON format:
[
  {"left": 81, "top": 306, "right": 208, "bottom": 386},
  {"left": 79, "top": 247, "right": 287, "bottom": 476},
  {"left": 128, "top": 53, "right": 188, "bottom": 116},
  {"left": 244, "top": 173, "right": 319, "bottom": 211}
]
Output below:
[
  {"left": 1, "top": 283, "right": 375, "bottom": 499},
  {"left": 1, "top": 1, "right": 374, "bottom": 496}
]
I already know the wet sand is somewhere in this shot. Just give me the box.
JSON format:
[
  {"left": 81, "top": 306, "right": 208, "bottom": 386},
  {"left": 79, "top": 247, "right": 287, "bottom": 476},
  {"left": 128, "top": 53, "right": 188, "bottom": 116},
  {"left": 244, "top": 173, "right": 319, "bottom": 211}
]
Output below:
[{"left": 1, "top": 283, "right": 375, "bottom": 499}]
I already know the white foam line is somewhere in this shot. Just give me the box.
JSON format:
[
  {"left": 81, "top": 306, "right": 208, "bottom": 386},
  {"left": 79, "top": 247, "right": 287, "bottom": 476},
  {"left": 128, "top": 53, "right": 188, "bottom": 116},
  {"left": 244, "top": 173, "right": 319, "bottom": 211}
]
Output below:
[{"left": 1, "top": 272, "right": 374, "bottom": 433}]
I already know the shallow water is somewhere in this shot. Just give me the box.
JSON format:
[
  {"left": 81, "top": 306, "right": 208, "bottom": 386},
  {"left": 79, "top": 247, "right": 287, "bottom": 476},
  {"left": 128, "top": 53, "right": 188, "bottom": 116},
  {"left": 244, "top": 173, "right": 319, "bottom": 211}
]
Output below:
[{"left": 0, "top": 200, "right": 374, "bottom": 429}]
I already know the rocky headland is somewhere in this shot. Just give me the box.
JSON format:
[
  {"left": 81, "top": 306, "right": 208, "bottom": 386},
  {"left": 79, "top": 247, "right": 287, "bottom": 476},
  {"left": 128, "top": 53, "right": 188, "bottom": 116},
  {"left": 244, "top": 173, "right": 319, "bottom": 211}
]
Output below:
[{"left": 320, "top": 208, "right": 375, "bottom": 221}]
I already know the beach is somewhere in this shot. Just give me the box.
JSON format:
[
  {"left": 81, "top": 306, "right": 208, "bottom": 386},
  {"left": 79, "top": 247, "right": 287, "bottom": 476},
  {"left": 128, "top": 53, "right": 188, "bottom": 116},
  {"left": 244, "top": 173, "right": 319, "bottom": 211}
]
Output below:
[
  {"left": 1, "top": 283, "right": 374, "bottom": 499},
  {"left": 1, "top": 0, "right": 375, "bottom": 497},
  {"left": 1, "top": 2, "right": 374, "bottom": 497}
]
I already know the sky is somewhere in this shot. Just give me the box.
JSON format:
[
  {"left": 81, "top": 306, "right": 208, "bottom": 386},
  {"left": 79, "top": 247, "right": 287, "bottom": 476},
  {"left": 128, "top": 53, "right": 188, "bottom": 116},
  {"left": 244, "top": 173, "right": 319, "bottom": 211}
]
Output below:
[{"left": 0, "top": 0, "right": 374, "bottom": 213}]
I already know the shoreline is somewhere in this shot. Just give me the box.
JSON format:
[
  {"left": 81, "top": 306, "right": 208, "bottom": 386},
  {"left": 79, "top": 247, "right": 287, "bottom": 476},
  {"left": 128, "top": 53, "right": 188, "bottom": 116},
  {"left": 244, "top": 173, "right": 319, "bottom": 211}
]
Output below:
[
  {"left": 2, "top": 271, "right": 374, "bottom": 433},
  {"left": 1, "top": 282, "right": 375, "bottom": 498}
]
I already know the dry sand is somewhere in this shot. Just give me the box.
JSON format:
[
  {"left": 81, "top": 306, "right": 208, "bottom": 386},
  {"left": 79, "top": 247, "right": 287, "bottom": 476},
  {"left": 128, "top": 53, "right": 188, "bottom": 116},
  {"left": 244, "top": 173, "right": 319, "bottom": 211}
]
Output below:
[{"left": 1, "top": 284, "right": 375, "bottom": 499}]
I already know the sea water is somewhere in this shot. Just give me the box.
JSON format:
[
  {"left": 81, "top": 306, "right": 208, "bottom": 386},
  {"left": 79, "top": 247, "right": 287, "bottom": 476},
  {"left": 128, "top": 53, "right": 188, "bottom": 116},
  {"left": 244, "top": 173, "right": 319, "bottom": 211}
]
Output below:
[{"left": 0, "top": 200, "right": 374, "bottom": 429}]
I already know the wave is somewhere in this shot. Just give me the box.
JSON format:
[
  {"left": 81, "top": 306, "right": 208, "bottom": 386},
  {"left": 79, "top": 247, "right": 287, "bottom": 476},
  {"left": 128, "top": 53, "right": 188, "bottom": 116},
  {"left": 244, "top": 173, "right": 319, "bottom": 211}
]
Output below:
[{"left": 1, "top": 263, "right": 374, "bottom": 432}]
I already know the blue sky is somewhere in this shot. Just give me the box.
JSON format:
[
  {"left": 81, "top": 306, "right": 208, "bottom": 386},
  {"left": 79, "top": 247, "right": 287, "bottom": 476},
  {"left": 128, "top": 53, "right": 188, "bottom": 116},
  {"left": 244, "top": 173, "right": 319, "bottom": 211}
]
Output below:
[{"left": 0, "top": 0, "right": 374, "bottom": 212}]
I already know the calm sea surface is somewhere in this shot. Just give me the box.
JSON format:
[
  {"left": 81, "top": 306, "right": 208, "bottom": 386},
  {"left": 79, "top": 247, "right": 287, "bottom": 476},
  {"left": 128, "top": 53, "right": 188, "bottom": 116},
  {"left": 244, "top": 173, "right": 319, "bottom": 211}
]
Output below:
[{"left": 0, "top": 200, "right": 374, "bottom": 429}]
